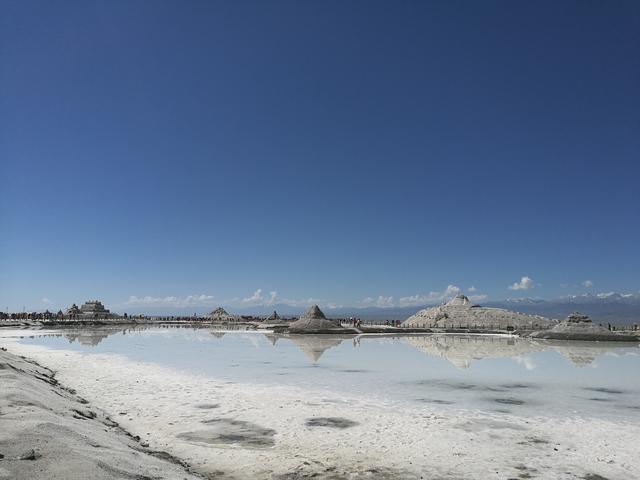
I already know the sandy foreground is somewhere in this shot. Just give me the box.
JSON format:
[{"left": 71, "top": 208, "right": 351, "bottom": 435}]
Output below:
[
  {"left": 0, "top": 346, "right": 202, "bottom": 480},
  {"left": 1, "top": 335, "right": 639, "bottom": 480}
]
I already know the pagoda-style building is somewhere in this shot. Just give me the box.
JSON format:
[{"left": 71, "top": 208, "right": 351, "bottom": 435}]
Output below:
[{"left": 66, "top": 300, "right": 115, "bottom": 319}]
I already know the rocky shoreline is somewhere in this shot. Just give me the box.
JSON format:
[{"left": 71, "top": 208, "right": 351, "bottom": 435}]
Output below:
[{"left": 0, "top": 347, "right": 204, "bottom": 480}]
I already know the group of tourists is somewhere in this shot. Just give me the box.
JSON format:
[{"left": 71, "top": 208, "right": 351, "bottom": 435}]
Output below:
[{"left": 349, "top": 317, "right": 363, "bottom": 327}]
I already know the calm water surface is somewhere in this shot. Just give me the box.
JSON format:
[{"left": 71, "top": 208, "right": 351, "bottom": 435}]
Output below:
[{"left": 13, "top": 325, "right": 640, "bottom": 421}]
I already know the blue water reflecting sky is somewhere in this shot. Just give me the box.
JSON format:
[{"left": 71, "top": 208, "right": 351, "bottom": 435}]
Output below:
[{"left": 16, "top": 326, "right": 640, "bottom": 421}]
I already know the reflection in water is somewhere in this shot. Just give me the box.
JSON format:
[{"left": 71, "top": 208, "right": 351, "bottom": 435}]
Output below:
[
  {"left": 14, "top": 326, "right": 640, "bottom": 421},
  {"left": 25, "top": 325, "right": 639, "bottom": 370},
  {"left": 267, "top": 333, "right": 639, "bottom": 369},
  {"left": 262, "top": 333, "right": 280, "bottom": 346},
  {"left": 542, "top": 340, "right": 639, "bottom": 368},
  {"left": 286, "top": 335, "right": 353, "bottom": 362},
  {"left": 403, "top": 335, "right": 543, "bottom": 369}
]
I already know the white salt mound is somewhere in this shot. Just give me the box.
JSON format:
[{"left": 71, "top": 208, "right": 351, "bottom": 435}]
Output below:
[
  {"left": 289, "top": 305, "right": 342, "bottom": 331},
  {"left": 530, "top": 312, "right": 638, "bottom": 342},
  {"left": 206, "top": 307, "right": 236, "bottom": 321},
  {"left": 402, "top": 294, "right": 555, "bottom": 329}
]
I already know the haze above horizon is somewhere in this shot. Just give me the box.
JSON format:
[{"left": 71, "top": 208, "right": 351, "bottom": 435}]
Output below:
[{"left": 1, "top": 0, "right": 639, "bottom": 312}]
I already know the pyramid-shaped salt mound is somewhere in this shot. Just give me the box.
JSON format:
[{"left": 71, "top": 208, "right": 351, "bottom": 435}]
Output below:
[
  {"left": 207, "top": 307, "right": 235, "bottom": 320},
  {"left": 265, "top": 310, "right": 281, "bottom": 322},
  {"left": 289, "top": 305, "right": 342, "bottom": 332},
  {"left": 447, "top": 294, "right": 471, "bottom": 306}
]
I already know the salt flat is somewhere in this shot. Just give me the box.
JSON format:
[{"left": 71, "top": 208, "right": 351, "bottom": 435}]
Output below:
[{"left": 1, "top": 327, "right": 639, "bottom": 479}]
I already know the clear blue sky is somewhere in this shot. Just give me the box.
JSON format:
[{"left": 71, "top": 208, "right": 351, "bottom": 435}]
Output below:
[{"left": 1, "top": 0, "right": 639, "bottom": 313}]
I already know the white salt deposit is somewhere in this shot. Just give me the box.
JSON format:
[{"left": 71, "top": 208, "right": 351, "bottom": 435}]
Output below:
[{"left": 2, "top": 331, "right": 640, "bottom": 480}]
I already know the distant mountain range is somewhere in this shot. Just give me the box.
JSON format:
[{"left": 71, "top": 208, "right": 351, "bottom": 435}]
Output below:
[
  {"left": 486, "top": 293, "right": 640, "bottom": 324},
  {"left": 228, "top": 293, "right": 640, "bottom": 324},
  {"left": 118, "top": 292, "right": 640, "bottom": 325}
]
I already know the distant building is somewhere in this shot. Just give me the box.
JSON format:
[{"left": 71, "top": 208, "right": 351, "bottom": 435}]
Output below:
[
  {"left": 66, "top": 300, "right": 115, "bottom": 319},
  {"left": 66, "top": 303, "right": 81, "bottom": 316}
]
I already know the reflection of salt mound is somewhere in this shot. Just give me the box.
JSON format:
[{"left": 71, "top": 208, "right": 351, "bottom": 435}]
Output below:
[
  {"left": 263, "top": 333, "right": 280, "bottom": 346},
  {"left": 210, "top": 330, "right": 226, "bottom": 339},
  {"left": 289, "top": 305, "right": 342, "bottom": 331},
  {"left": 403, "top": 294, "right": 554, "bottom": 330},
  {"left": 207, "top": 307, "right": 236, "bottom": 321},
  {"left": 288, "top": 335, "right": 349, "bottom": 362},
  {"left": 530, "top": 312, "right": 638, "bottom": 342},
  {"left": 536, "top": 339, "right": 640, "bottom": 367},
  {"left": 404, "top": 334, "right": 544, "bottom": 369}
]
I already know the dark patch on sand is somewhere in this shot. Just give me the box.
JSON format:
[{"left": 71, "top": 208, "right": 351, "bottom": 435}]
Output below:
[
  {"left": 501, "top": 383, "right": 531, "bottom": 389},
  {"left": 416, "top": 398, "right": 455, "bottom": 405},
  {"left": 493, "top": 408, "right": 512, "bottom": 414},
  {"left": 177, "top": 418, "right": 275, "bottom": 448},
  {"left": 493, "top": 398, "right": 526, "bottom": 405},
  {"left": 583, "top": 474, "right": 609, "bottom": 480},
  {"left": 588, "top": 397, "right": 613, "bottom": 402},
  {"left": 195, "top": 403, "right": 220, "bottom": 410},
  {"left": 513, "top": 463, "right": 538, "bottom": 479},
  {"left": 456, "top": 419, "right": 527, "bottom": 432},
  {"left": 305, "top": 417, "right": 359, "bottom": 429},
  {"left": 584, "top": 387, "right": 624, "bottom": 395},
  {"left": 411, "top": 379, "right": 516, "bottom": 394},
  {"left": 71, "top": 408, "right": 97, "bottom": 420},
  {"left": 341, "top": 369, "right": 368, "bottom": 373},
  {"left": 410, "top": 379, "right": 477, "bottom": 390},
  {"left": 274, "top": 464, "right": 422, "bottom": 479},
  {"left": 517, "top": 436, "right": 550, "bottom": 445}
]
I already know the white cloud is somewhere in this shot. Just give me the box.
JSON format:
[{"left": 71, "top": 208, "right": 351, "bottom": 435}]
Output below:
[
  {"left": 125, "top": 294, "right": 215, "bottom": 307},
  {"left": 240, "top": 289, "right": 280, "bottom": 306},
  {"left": 324, "top": 303, "right": 344, "bottom": 310},
  {"left": 468, "top": 286, "right": 477, "bottom": 292},
  {"left": 242, "top": 288, "right": 264, "bottom": 304},
  {"left": 266, "top": 291, "right": 278, "bottom": 305},
  {"left": 582, "top": 280, "right": 594, "bottom": 288},
  {"left": 468, "top": 294, "right": 488, "bottom": 302},
  {"left": 280, "top": 297, "right": 323, "bottom": 307},
  {"left": 238, "top": 289, "right": 327, "bottom": 308},
  {"left": 361, "top": 295, "right": 395, "bottom": 308},
  {"left": 41, "top": 297, "right": 52, "bottom": 304},
  {"left": 398, "top": 284, "right": 462, "bottom": 307},
  {"left": 508, "top": 276, "right": 535, "bottom": 291}
]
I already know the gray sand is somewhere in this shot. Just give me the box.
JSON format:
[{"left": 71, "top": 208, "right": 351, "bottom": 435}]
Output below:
[{"left": 0, "top": 348, "right": 203, "bottom": 480}]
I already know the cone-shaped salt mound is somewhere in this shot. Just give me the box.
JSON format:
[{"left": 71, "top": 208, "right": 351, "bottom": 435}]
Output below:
[
  {"left": 303, "top": 305, "right": 325, "bottom": 319},
  {"left": 265, "top": 310, "right": 281, "bottom": 322},
  {"left": 289, "top": 305, "right": 342, "bottom": 332},
  {"left": 447, "top": 294, "right": 471, "bottom": 306},
  {"left": 207, "top": 307, "right": 235, "bottom": 321}
]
